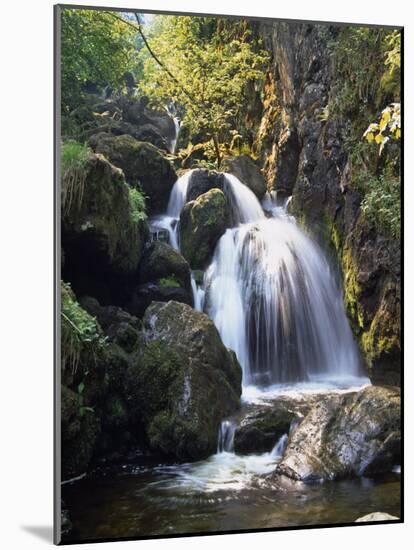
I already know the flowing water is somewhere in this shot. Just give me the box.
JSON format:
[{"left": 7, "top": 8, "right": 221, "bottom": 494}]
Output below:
[{"left": 63, "top": 170, "right": 394, "bottom": 541}]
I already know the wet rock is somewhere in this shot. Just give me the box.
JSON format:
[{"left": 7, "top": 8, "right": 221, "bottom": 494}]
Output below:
[
  {"left": 234, "top": 402, "right": 296, "bottom": 454},
  {"left": 222, "top": 155, "right": 267, "bottom": 200},
  {"left": 138, "top": 241, "right": 192, "bottom": 293},
  {"left": 276, "top": 386, "right": 401, "bottom": 482},
  {"left": 186, "top": 169, "right": 225, "bottom": 201},
  {"left": 89, "top": 133, "right": 177, "bottom": 213},
  {"left": 355, "top": 512, "right": 399, "bottom": 522},
  {"left": 180, "top": 188, "right": 230, "bottom": 269},
  {"left": 124, "top": 301, "right": 242, "bottom": 461}
]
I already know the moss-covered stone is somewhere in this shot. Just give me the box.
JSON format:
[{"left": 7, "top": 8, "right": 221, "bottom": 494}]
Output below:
[
  {"left": 180, "top": 188, "right": 230, "bottom": 269},
  {"left": 124, "top": 301, "right": 242, "bottom": 461},
  {"left": 89, "top": 133, "right": 177, "bottom": 213}
]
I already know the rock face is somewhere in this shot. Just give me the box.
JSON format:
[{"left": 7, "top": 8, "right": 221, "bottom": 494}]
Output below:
[
  {"left": 61, "top": 153, "right": 146, "bottom": 304},
  {"left": 180, "top": 189, "right": 230, "bottom": 269},
  {"left": 276, "top": 386, "right": 401, "bottom": 482},
  {"left": 256, "top": 23, "right": 401, "bottom": 385},
  {"left": 89, "top": 133, "right": 177, "bottom": 213},
  {"left": 125, "top": 301, "right": 242, "bottom": 461},
  {"left": 222, "top": 155, "right": 267, "bottom": 200}
]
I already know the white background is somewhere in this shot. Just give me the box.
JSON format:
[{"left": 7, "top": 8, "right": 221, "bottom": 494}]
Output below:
[{"left": 0, "top": 0, "right": 411, "bottom": 547}]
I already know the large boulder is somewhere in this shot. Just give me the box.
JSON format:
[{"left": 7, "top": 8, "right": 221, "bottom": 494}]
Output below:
[
  {"left": 124, "top": 301, "right": 242, "bottom": 460},
  {"left": 89, "top": 133, "right": 177, "bottom": 213},
  {"left": 222, "top": 155, "right": 267, "bottom": 200},
  {"left": 138, "top": 241, "right": 191, "bottom": 292},
  {"left": 61, "top": 153, "right": 146, "bottom": 303},
  {"left": 180, "top": 189, "right": 230, "bottom": 269},
  {"left": 276, "top": 386, "right": 401, "bottom": 482}
]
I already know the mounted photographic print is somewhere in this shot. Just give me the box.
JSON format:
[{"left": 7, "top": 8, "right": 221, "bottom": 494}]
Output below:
[{"left": 54, "top": 4, "right": 403, "bottom": 545}]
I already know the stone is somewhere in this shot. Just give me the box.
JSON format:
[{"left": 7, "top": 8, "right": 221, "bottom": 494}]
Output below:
[
  {"left": 124, "top": 301, "right": 242, "bottom": 461},
  {"left": 180, "top": 188, "right": 230, "bottom": 269},
  {"left": 276, "top": 386, "right": 401, "bottom": 482}
]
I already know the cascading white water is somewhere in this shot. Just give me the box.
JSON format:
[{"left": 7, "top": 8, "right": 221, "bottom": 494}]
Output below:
[
  {"left": 270, "top": 434, "right": 288, "bottom": 459},
  {"left": 217, "top": 420, "right": 237, "bottom": 453},
  {"left": 205, "top": 174, "right": 364, "bottom": 388}
]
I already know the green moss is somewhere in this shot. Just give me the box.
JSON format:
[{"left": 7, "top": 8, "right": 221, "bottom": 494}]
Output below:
[{"left": 157, "top": 276, "right": 181, "bottom": 288}]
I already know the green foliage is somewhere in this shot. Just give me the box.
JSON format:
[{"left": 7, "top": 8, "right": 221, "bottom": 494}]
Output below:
[
  {"left": 158, "top": 276, "right": 181, "bottom": 288},
  {"left": 61, "top": 282, "right": 108, "bottom": 374},
  {"left": 128, "top": 187, "right": 147, "bottom": 223},
  {"left": 61, "top": 9, "right": 138, "bottom": 111},
  {"left": 61, "top": 141, "right": 91, "bottom": 215},
  {"left": 361, "top": 174, "right": 400, "bottom": 239},
  {"left": 329, "top": 27, "right": 401, "bottom": 240},
  {"left": 61, "top": 141, "right": 90, "bottom": 174},
  {"left": 137, "top": 16, "right": 269, "bottom": 165}
]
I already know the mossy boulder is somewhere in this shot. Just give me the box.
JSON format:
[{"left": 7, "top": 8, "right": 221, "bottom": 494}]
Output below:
[
  {"left": 61, "top": 153, "right": 147, "bottom": 303},
  {"left": 277, "top": 386, "right": 401, "bottom": 482},
  {"left": 124, "top": 301, "right": 242, "bottom": 461},
  {"left": 89, "top": 133, "right": 177, "bottom": 213},
  {"left": 180, "top": 189, "right": 230, "bottom": 269},
  {"left": 61, "top": 287, "right": 143, "bottom": 471},
  {"left": 222, "top": 155, "right": 267, "bottom": 200},
  {"left": 138, "top": 241, "right": 191, "bottom": 292}
]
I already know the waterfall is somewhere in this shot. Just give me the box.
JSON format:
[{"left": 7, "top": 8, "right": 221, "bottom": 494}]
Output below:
[
  {"left": 270, "top": 434, "right": 288, "bottom": 459},
  {"left": 217, "top": 420, "right": 237, "bottom": 453},
  {"left": 166, "top": 170, "right": 193, "bottom": 220},
  {"left": 161, "top": 171, "right": 364, "bottom": 390},
  {"left": 205, "top": 174, "right": 364, "bottom": 387}
]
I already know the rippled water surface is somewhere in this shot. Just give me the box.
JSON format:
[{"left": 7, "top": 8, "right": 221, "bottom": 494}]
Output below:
[{"left": 62, "top": 456, "right": 400, "bottom": 542}]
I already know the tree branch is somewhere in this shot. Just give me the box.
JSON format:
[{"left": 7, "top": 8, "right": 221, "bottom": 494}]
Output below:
[{"left": 105, "top": 11, "right": 199, "bottom": 105}]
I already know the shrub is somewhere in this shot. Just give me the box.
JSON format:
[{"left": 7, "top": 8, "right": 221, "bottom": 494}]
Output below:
[
  {"left": 61, "top": 141, "right": 91, "bottom": 215},
  {"left": 61, "top": 281, "right": 108, "bottom": 374},
  {"left": 360, "top": 175, "right": 400, "bottom": 239},
  {"left": 128, "top": 187, "right": 147, "bottom": 224}
]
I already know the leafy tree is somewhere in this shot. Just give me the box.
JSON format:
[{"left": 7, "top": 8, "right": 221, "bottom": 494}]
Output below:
[
  {"left": 136, "top": 16, "right": 269, "bottom": 166},
  {"left": 60, "top": 9, "right": 138, "bottom": 112}
]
